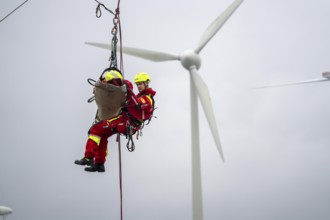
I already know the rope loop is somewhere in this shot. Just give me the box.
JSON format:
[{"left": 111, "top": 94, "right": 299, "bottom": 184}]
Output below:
[
  {"left": 87, "top": 78, "right": 96, "bottom": 86},
  {"left": 94, "top": 0, "right": 115, "bottom": 18},
  {"left": 87, "top": 96, "right": 95, "bottom": 103},
  {"left": 95, "top": 4, "right": 102, "bottom": 18},
  {"left": 87, "top": 78, "right": 96, "bottom": 103}
]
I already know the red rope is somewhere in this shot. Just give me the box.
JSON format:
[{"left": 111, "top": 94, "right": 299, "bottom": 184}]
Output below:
[
  {"left": 117, "top": 134, "right": 123, "bottom": 220},
  {"left": 116, "top": 0, "right": 124, "bottom": 219},
  {"left": 93, "top": 1, "right": 125, "bottom": 219}
]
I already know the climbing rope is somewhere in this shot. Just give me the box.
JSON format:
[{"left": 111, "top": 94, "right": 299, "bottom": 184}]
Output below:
[
  {"left": 116, "top": 134, "right": 123, "bottom": 220},
  {"left": 93, "top": 2, "right": 125, "bottom": 220},
  {"left": 0, "top": 0, "right": 30, "bottom": 23}
]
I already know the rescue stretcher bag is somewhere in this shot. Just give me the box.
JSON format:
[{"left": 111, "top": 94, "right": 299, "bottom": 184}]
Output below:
[{"left": 94, "top": 80, "right": 127, "bottom": 120}]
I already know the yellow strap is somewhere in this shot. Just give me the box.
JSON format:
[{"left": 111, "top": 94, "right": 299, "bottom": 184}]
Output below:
[
  {"left": 145, "top": 95, "right": 153, "bottom": 105},
  {"left": 89, "top": 135, "right": 101, "bottom": 146},
  {"left": 107, "top": 114, "right": 122, "bottom": 124}
]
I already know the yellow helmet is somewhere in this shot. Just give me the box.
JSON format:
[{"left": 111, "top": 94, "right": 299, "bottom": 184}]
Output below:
[
  {"left": 103, "top": 69, "right": 123, "bottom": 82},
  {"left": 134, "top": 72, "right": 151, "bottom": 83}
]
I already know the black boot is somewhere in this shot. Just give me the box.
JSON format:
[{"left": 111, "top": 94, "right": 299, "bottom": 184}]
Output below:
[
  {"left": 85, "top": 163, "right": 105, "bottom": 172},
  {"left": 74, "top": 157, "right": 94, "bottom": 166}
]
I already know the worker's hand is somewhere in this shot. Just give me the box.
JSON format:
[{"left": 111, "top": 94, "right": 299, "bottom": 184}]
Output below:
[{"left": 124, "top": 81, "right": 133, "bottom": 96}]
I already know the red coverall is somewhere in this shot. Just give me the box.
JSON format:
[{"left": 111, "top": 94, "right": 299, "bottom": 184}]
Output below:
[{"left": 83, "top": 83, "right": 156, "bottom": 164}]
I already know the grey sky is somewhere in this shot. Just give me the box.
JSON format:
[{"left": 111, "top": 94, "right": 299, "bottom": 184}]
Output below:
[{"left": 1, "top": 0, "right": 329, "bottom": 220}]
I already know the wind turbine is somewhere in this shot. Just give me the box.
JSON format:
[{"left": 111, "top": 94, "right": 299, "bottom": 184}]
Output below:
[
  {"left": 86, "top": 0, "right": 244, "bottom": 219},
  {"left": 252, "top": 72, "right": 330, "bottom": 89},
  {"left": 0, "top": 206, "right": 13, "bottom": 220}
]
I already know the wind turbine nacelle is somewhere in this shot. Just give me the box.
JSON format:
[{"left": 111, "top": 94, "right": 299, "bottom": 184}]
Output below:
[
  {"left": 180, "top": 49, "right": 202, "bottom": 70},
  {"left": 322, "top": 71, "right": 330, "bottom": 79},
  {"left": 0, "top": 206, "right": 13, "bottom": 216}
]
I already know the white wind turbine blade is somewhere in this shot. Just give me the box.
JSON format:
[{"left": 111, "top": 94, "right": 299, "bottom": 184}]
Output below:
[
  {"left": 85, "top": 42, "right": 179, "bottom": 62},
  {"left": 195, "top": 0, "right": 244, "bottom": 54},
  {"left": 251, "top": 78, "right": 330, "bottom": 89},
  {"left": 190, "top": 66, "right": 225, "bottom": 162}
]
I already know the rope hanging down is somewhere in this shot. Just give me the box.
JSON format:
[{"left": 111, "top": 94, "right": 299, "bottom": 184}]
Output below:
[
  {"left": 93, "top": 2, "right": 124, "bottom": 220},
  {"left": 0, "top": 0, "right": 29, "bottom": 23}
]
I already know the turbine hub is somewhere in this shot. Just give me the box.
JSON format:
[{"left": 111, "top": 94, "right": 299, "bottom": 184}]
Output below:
[{"left": 180, "top": 49, "right": 201, "bottom": 70}]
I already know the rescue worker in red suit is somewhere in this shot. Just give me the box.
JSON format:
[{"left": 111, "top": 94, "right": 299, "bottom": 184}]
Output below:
[{"left": 75, "top": 72, "right": 156, "bottom": 172}]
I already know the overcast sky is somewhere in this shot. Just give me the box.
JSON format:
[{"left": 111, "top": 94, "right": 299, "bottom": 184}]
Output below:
[{"left": 0, "top": 0, "right": 329, "bottom": 220}]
